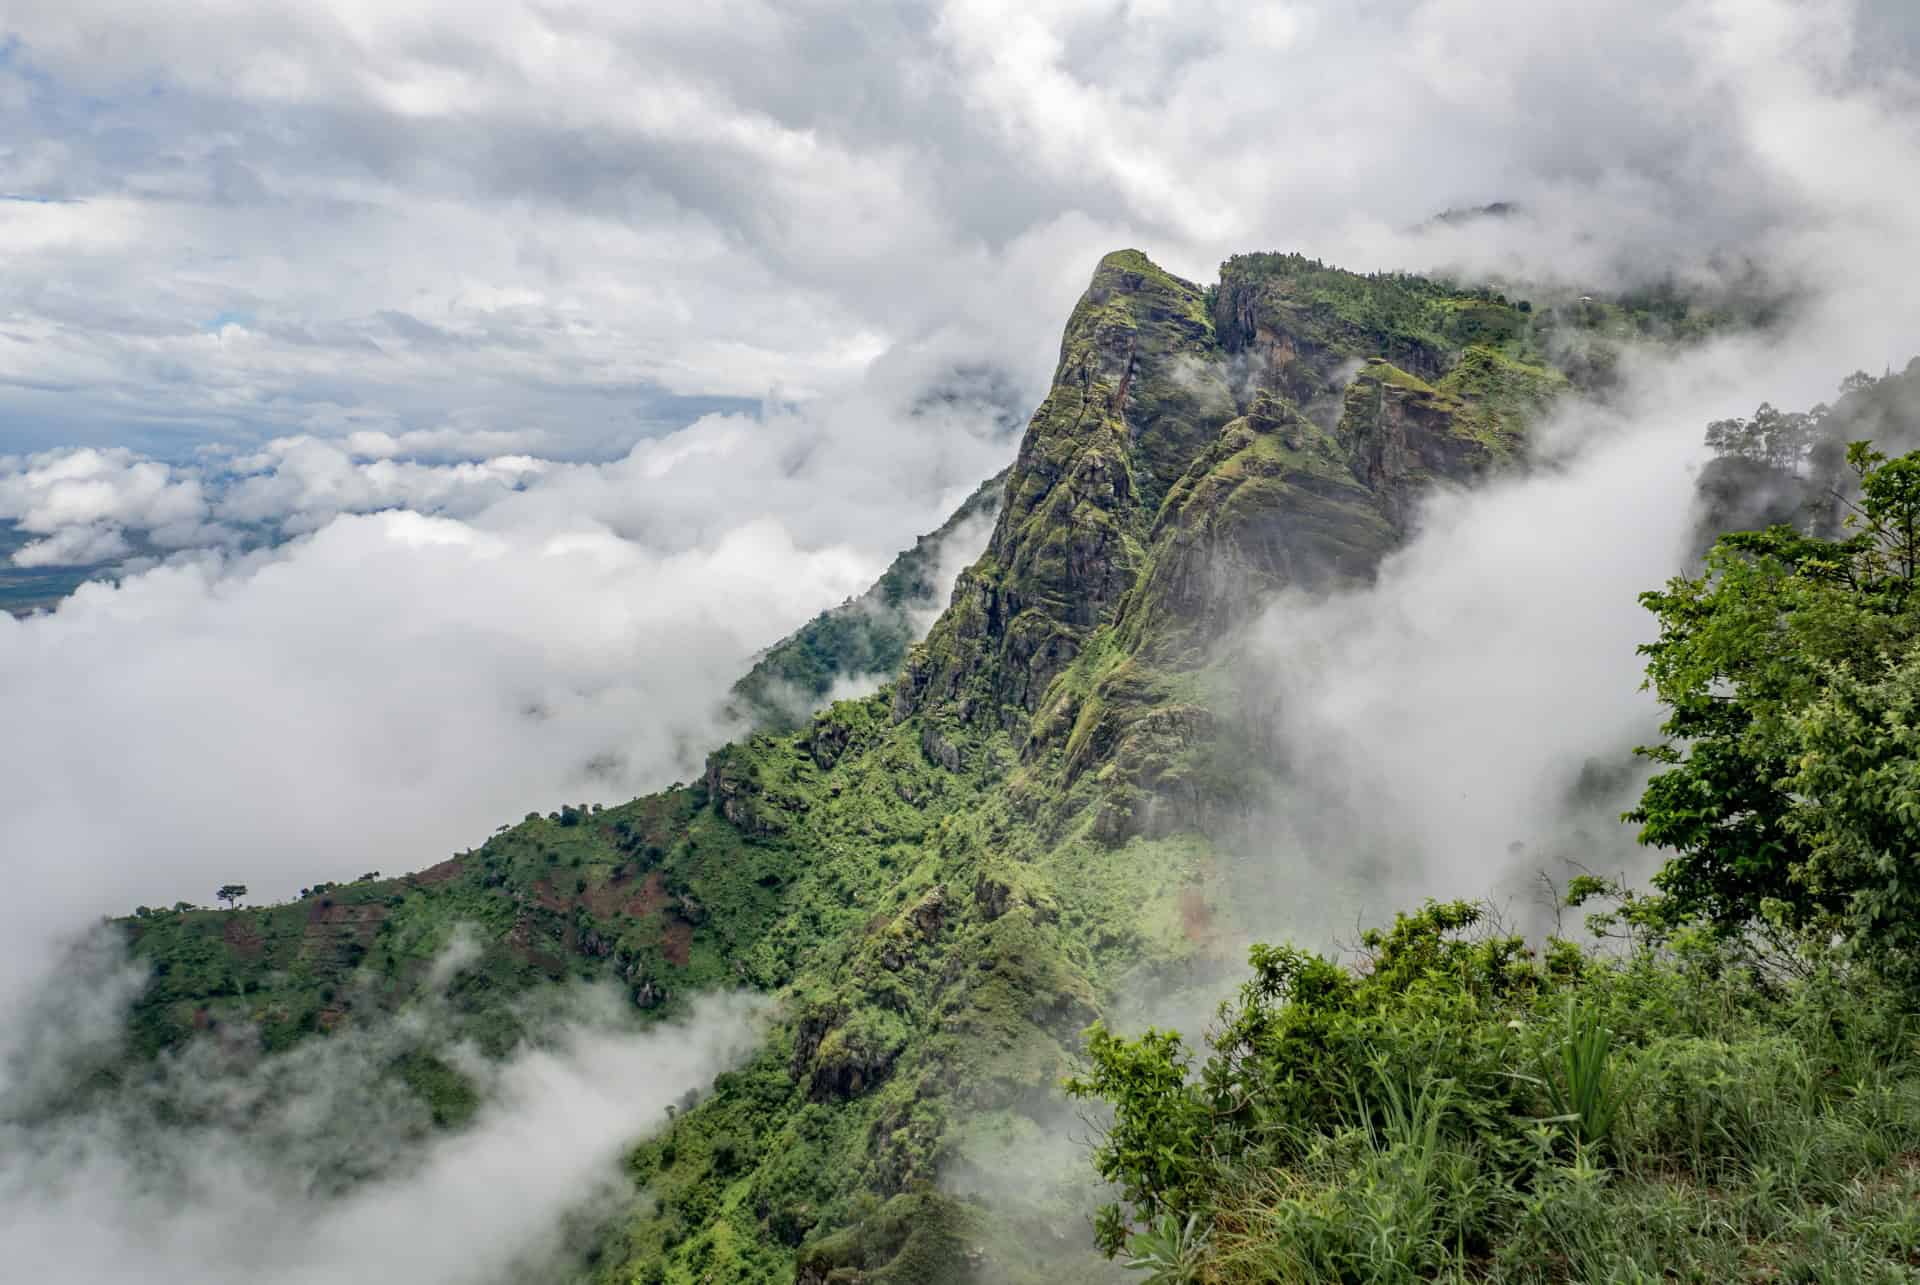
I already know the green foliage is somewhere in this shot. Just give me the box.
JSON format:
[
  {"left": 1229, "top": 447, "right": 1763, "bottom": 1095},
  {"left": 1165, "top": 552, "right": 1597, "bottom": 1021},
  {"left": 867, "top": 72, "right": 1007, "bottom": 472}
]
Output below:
[
  {"left": 730, "top": 471, "right": 1006, "bottom": 731},
  {"left": 1630, "top": 438, "right": 1920, "bottom": 964},
  {"left": 1122, "top": 1212, "right": 1210, "bottom": 1284},
  {"left": 1074, "top": 901, "right": 1920, "bottom": 1284},
  {"left": 1787, "top": 649, "right": 1920, "bottom": 984},
  {"left": 1705, "top": 401, "right": 1825, "bottom": 471},
  {"left": 1521, "top": 1000, "right": 1624, "bottom": 1154}
]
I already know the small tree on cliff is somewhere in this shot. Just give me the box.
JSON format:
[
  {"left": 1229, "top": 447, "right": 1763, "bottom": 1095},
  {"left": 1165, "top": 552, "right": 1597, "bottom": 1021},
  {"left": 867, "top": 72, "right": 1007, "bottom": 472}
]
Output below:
[{"left": 216, "top": 883, "right": 249, "bottom": 909}]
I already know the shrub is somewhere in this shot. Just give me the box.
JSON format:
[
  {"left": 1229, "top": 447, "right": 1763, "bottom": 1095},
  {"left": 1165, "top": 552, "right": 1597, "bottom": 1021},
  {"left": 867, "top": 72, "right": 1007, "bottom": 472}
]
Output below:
[{"left": 1072, "top": 899, "right": 1920, "bottom": 1282}]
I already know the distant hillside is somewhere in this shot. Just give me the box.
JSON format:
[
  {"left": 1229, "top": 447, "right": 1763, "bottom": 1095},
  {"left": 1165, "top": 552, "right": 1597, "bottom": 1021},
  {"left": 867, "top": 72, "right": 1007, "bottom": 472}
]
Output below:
[{"left": 729, "top": 469, "right": 1008, "bottom": 732}]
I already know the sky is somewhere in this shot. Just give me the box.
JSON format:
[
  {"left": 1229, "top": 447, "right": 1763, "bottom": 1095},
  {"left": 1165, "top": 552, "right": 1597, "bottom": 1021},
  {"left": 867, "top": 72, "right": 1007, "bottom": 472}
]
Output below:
[
  {"left": 3, "top": 1, "right": 1920, "bottom": 1275},
  {"left": 3, "top": 0, "right": 1914, "bottom": 458}
]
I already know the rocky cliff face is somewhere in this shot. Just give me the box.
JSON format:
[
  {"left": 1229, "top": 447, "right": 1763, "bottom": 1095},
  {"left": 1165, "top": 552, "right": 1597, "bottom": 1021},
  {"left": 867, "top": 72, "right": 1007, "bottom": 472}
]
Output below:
[
  {"left": 894, "top": 251, "right": 1228, "bottom": 729},
  {"left": 106, "top": 247, "right": 1606, "bottom": 1285},
  {"left": 903, "top": 252, "right": 1571, "bottom": 849},
  {"left": 897, "top": 251, "right": 1560, "bottom": 758}
]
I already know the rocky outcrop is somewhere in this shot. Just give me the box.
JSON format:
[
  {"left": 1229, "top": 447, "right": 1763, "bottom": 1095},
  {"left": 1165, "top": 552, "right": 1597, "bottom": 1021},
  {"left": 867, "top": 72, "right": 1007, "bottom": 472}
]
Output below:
[
  {"left": 1119, "top": 393, "right": 1396, "bottom": 659},
  {"left": 703, "top": 745, "right": 786, "bottom": 836},
  {"left": 983, "top": 260, "right": 1577, "bottom": 850},
  {"left": 897, "top": 251, "right": 1233, "bottom": 732},
  {"left": 1338, "top": 360, "right": 1493, "bottom": 530},
  {"left": 1213, "top": 252, "right": 1454, "bottom": 422},
  {"left": 807, "top": 1015, "right": 907, "bottom": 1101},
  {"left": 1336, "top": 350, "right": 1559, "bottom": 531}
]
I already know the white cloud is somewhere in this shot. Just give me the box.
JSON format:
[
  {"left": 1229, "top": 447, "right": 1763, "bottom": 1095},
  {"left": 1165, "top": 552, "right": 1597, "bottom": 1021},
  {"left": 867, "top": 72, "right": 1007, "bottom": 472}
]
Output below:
[
  {"left": 212, "top": 435, "right": 552, "bottom": 530},
  {"left": 10, "top": 522, "right": 133, "bottom": 567},
  {"left": 0, "top": 937, "right": 767, "bottom": 1285},
  {"left": 1222, "top": 306, "right": 1920, "bottom": 948},
  {"left": 343, "top": 427, "right": 552, "bottom": 461},
  {"left": 0, "top": 446, "right": 208, "bottom": 536},
  {"left": 0, "top": 509, "right": 867, "bottom": 951},
  {"left": 0, "top": 350, "right": 1018, "bottom": 1010},
  {"left": 4, "top": 0, "right": 1912, "bottom": 457}
]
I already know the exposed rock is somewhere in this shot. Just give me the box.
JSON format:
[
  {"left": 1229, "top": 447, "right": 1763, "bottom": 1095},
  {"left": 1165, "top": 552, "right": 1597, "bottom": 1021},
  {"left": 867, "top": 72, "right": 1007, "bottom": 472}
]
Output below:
[
  {"left": 790, "top": 1006, "right": 843, "bottom": 1082},
  {"left": 906, "top": 885, "right": 947, "bottom": 941},
  {"left": 973, "top": 873, "right": 1012, "bottom": 921},
  {"left": 919, "top": 724, "right": 963, "bottom": 772},
  {"left": 900, "top": 250, "right": 1228, "bottom": 728},
  {"left": 808, "top": 1019, "right": 906, "bottom": 1102},
  {"left": 703, "top": 747, "right": 786, "bottom": 836},
  {"left": 1338, "top": 359, "right": 1500, "bottom": 530},
  {"left": 807, "top": 714, "right": 854, "bottom": 770}
]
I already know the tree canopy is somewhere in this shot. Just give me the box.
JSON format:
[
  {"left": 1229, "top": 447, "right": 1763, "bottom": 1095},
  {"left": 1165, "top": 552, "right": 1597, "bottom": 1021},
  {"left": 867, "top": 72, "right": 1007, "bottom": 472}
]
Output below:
[{"left": 1630, "top": 438, "right": 1920, "bottom": 978}]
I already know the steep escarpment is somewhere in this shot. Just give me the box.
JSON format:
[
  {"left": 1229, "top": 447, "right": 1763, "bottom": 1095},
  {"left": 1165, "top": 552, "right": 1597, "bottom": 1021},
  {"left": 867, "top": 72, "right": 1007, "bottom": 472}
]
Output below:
[
  {"left": 103, "top": 247, "right": 1655, "bottom": 1283},
  {"left": 894, "top": 251, "right": 1230, "bottom": 730},
  {"left": 979, "top": 253, "right": 1573, "bottom": 846}
]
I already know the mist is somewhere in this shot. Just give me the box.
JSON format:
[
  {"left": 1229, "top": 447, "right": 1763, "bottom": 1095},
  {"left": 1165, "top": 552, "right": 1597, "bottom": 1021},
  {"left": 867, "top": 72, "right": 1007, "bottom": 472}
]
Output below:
[
  {"left": 0, "top": 932, "right": 766, "bottom": 1284},
  {"left": 1218, "top": 211, "right": 1920, "bottom": 953}
]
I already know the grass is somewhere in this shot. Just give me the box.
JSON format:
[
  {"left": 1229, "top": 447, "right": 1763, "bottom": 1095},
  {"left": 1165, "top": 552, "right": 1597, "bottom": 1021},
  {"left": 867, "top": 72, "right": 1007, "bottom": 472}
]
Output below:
[{"left": 1079, "top": 902, "right": 1920, "bottom": 1285}]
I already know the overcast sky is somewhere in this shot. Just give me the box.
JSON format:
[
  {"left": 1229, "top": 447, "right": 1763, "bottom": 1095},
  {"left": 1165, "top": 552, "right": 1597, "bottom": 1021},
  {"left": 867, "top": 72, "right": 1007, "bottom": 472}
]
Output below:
[{"left": 2, "top": 0, "right": 1913, "bottom": 457}]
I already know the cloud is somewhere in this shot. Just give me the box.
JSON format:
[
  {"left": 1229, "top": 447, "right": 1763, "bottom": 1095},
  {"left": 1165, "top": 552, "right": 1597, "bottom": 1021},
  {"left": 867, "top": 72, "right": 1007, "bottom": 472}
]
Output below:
[
  {"left": 0, "top": 931, "right": 767, "bottom": 1285},
  {"left": 9, "top": 521, "right": 132, "bottom": 566},
  {"left": 0, "top": 362, "right": 1017, "bottom": 1026},
  {"left": 0, "top": 510, "right": 860, "bottom": 960},
  {"left": 6, "top": 0, "right": 1913, "bottom": 458},
  {"left": 211, "top": 435, "right": 553, "bottom": 532},
  {"left": 0, "top": 443, "right": 210, "bottom": 537},
  {"left": 1219, "top": 329, "right": 1920, "bottom": 949},
  {"left": 342, "top": 427, "right": 552, "bottom": 462}
]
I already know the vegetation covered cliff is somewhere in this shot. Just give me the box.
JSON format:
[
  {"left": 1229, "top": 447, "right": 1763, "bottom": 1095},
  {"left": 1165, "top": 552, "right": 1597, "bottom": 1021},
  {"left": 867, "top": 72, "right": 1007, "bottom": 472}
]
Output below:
[{"left": 88, "top": 247, "right": 1848, "bottom": 1283}]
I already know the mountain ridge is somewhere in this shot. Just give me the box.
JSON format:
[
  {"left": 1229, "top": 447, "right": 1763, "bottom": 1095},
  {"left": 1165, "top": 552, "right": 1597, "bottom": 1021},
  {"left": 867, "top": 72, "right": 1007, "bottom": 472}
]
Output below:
[{"left": 95, "top": 245, "right": 1748, "bottom": 1282}]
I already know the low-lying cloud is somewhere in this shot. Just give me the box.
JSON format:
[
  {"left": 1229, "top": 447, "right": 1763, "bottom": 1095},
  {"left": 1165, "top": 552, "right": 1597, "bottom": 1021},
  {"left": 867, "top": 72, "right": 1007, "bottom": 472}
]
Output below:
[
  {"left": 0, "top": 933, "right": 766, "bottom": 1285},
  {"left": 1221, "top": 329, "right": 1920, "bottom": 952},
  {"left": 0, "top": 369, "right": 1016, "bottom": 1026}
]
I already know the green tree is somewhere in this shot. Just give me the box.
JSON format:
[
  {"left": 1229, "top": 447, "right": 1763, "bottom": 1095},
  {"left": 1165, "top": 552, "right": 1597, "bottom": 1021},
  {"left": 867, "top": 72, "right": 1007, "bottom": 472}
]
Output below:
[
  {"left": 1630, "top": 442, "right": 1920, "bottom": 939},
  {"left": 1703, "top": 402, "right": 1820, "bottom": 470},
  {"left": 1786, "top": 650, "right": 1920, "bottom": 983},
  {"left": 216, "top": 883, "right": 248, "bottom": 908}
]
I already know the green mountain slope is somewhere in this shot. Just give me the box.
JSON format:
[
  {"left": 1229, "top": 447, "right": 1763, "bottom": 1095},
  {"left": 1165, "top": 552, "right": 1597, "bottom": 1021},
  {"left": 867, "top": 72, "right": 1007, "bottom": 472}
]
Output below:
[{"left": 108, "top": 248, "right": 1713, "bottom": 1282}]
